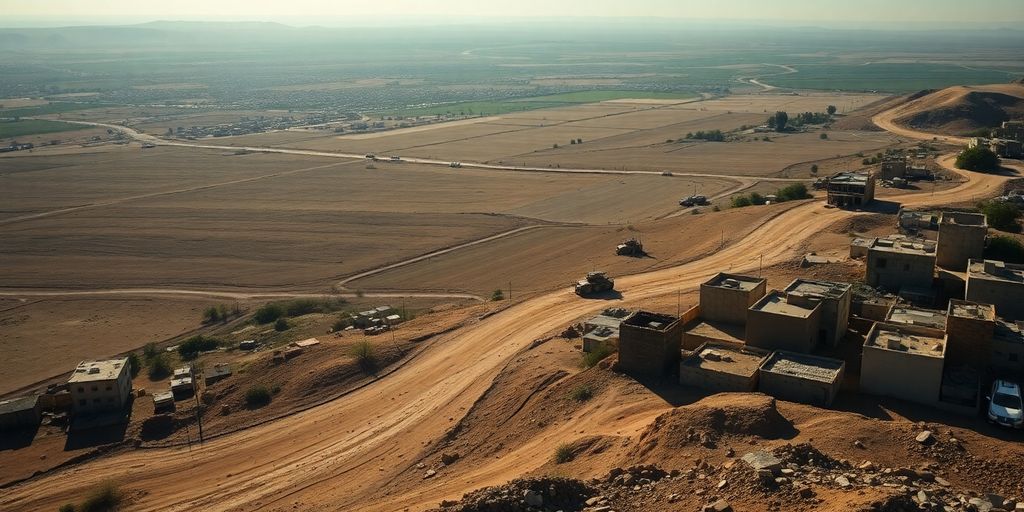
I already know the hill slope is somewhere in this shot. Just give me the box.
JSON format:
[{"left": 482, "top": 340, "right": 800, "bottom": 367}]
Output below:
[{"left": 891, "top": 83, "right": 1024, "bottom": 135}]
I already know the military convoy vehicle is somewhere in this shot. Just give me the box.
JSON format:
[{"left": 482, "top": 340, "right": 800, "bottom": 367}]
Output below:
[{"left": 574, "top": 271, "right": 615, "bottom": 296}]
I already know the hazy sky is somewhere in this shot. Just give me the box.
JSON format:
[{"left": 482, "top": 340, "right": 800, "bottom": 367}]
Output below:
[{"left": 3, "top": 0, "right": 1023, "bottom": 27}]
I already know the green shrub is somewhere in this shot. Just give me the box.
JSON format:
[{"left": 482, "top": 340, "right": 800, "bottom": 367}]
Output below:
[
  {"left": 776, "top": 183, "right": 811, "bottom": 202},
  {"left": 955, "top": 146, "right": 1000, "bottom": 172},
  {"left": 202, "top": 306, "right": 221, "bottom": 323},
  {"left": 978, "top": 201, "right": 1021, "bottom": 232},
  {"left": 178, "top": 335, "right": 220, "bottom": 360},
  {"left": 332, "top": 315, "right": 350, "bottom": 332},
  {"left": 127, "top": 353, "right": 141, "bottom": 378},
  {"left": 553, "top": 443, "right": 575, "bottom": 464},
  {"left": 581, "top": 342, "right": 615, "bottom": 368},
  {"left": 986, "top": 235, "right": 1024, "bottom": 262},
  {"left": 491, "top": 288, "right": 505, "bottom": 301},
  {"left": 274, "top": 318, "right": 290, "bottom": 331},
  {"left": 142, "top": 342, "right": 159, "bottom": 361},
  {"left": 79, "top": 482, "right": 122, "bottom": 512},
  {"left": 731, "top": 195, "right": 752, "bottom": 208},
  {"left": 819, "top": 133, "right": 828, "bottom": 140},
  {"left": 147, "top": 353, "right": 171, "bottom": 380},
  {"left": 245, "top": 386, "right": 272, "bottom": 408},
  {"left": 749, "top": 192, "right": 766, "bottom": 205},
  {"left": 569, "top": 384, "right": 594, "bottom": 402},
  {"left": 253, "top": 303, "right": 285, "bottom": 324},
  {"left": 350, "top": 341, "right": 378, "bottom": 373}
]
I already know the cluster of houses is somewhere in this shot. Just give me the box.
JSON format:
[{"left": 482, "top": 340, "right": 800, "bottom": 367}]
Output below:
[
  {"left": 577, "top": 209, "right": 1022, "bottom": 415},
  {"left": 970, "top": 121, "right": 1024, "bottom": 159},
  {"left": 0, "top": 142, "right": 33, "bottom": 153}
]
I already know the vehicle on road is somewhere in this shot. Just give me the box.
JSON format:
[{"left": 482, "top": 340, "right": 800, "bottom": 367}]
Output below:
[
  {"left": 616, "top": 238, "right": 645, "bottom": 256},
  {"left": 679, "top": 195, "right": 710, "bottom": 207},
  {"left": 574, "top": 271, "right": 615, "bottom": 296},
  {"left": 390, "top": 155, "right": 402, "bottom": 162},
  {"left": 365, "top": 154, "right": 376, "bottom": 159},
  {"left": 450, "top": 161, "right": 462, "bottom": 168},
  {"left": 987, "top": 379, "right": 1023, "bottom": 429}
]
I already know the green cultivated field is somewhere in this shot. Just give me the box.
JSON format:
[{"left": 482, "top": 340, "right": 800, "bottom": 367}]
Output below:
[
  {"left": 764, "top": 63, "right": 1022, "bottom": 93},
  {"left": 389, "top": 90, "right": 697, "bottom": 116},
  {"left": 0, "top": 119, "right": 87, "bottom": 138}
]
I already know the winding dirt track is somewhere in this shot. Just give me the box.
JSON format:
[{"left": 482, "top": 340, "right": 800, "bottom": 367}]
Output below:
[{"left": 1, "top": 106, "right": 1015, "bottom": 512}]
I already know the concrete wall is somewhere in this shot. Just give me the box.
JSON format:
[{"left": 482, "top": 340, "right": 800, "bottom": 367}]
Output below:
[
  {"left": 936, "top": 215, "right": 986, "bottom": 271},
  {"left": 945, "top": 313, "right": 994, "bottom": 370},
  {"left": 0, "top": 398, "right": 41, "bottom": 431},
  {"left": 700, "top": 279, "right": 766, "bottom": 325},
  {"left": 746, "top": 304, "right": 822, "bottom": 353},
  {"left": 69, "top": 372, "right": 132, "bottom": 416},
  {"left": 618, "top": 312, "right": 683, "bottom": 377},
  {"left": 966, "top": 277, "right": 1024, "bottom": 321},
  {"left": 866, "top": 250, "right": 935, "bottom": 290},
  {"left": 860, "top": 331, "right": 946, "bottom": 406},
  {"left": 991, "top": 338, "right": 1024, "bottom": 377},
  {"left": 787, "top": 289, "right": 851, "bottom": 348},
  {"left": 679, "top": 344, "right": 768, "bottom": 393}
]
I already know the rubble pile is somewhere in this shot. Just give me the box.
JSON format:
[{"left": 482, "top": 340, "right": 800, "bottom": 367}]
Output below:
[{"left": 433, "top": 476, "right": 594, "bottom": 512}]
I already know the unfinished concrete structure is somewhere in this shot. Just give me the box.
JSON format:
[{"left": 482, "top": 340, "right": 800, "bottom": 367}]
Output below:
[
  {"left": 945, "top": 300, "right": 995, "bottom": 369},
  {"left": 0, "top": 396, "right": 41, "bottom": 431},
  {"left": 992, "top": 320, "right": 1024, "bottom": 377},
  {"left": 583, "top": 326, "right": 618, "bottom": 353},
  {"left": 886, "top": 303, "right": 947, "bottom": 331},
  {"left": 936, "top": 212, "right": 987, "bottom": 271},
  {"left": 850, "top": 237, "right": 873, "bottom": 259},
  {"left": 783, "top": 279, "right": 852, "bottom": 347},
  {"left": 68, "top": 358, "right": 132, "bottom": 416},
  {"left": 746, "top": 290, "right": 822, "bottom": 353},
  {"left": 699, "top": 273, "right": 767, "bottom": 325},
  {"left": 861, "top": 323, "right": 946, "bottom": 406},
  {"left": 866, "top": 237, "right": 936, "bottom": 291},
  {"left": 966, "top": 259, "right": 1024, "bottom": 320},
  {"left": 679, "top": 342, "right": 770, "bottom": 393},
  {"left": 617, "top": 311, "right": 682, "bottom": 377},
  {"left": 758, "top": 351, "right": 845, "bottom": 407},
  {"left": 826, "top": 172, "right": 875, "bottom": 208},
  {"left": 581, "top": 308, "right": 629, "bottom": 352},
  {"left": 879, "top": 155, "right": 908, "bottom": 180}
]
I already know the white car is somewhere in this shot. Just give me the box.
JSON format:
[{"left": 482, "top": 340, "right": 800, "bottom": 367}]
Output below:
[{"left": 987, "top": 380, "right": 1023, "bottom": 429}]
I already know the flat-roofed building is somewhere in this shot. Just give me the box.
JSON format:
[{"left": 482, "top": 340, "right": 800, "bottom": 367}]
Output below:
[
  {"left": 0, "top": 396, "right": 41, "bottom": 431},
  {"left": 67, "top": 358, "right": 132, "bottom": 416},
  {"left": 826, "top": 172, "right": 875, "bottom": 208},
  {"left": 992, "top": 319, "right": 1024, "bottom": 376},
  {"left": 618, "top": 311, "right": 682, "bottom": 377},
  {"left": 699, "top": 273, "right": 767, "bottom": 325},
  {"left": 879, "top": 155, "right": 908, "bottom": 180},
  {"left": 936, "top": 212, "right": 987, "bottom": 271},
  {"left": 966, "top": 259, "right": 1024, "bottom": 320},
  {"left": 746, "top": 290, "right": 822, "bottom": 353},
  {"left": 886, "top": 303, "right": 947, "bottom": 331},
  {"left": 783, "top": 279, "right": 852, "bottom": 347},
  {"left": 861, "top": 323, "right": 946, "bottom": 406},
  {"left": 679, "top": 342, "right": 770, "bottom": 393},
  {"left": 866, "top": 237, "right": 936, "bottom": 291},
  {"left": 758, "top": 351, "right": 845, "bottom": 407}
]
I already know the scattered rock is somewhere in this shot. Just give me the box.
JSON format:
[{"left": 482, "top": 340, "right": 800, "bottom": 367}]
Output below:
[
  {"left": 704, "top": 499, "right": 733, "bottom": 512},
  {"left": 741, "top": 451, "right": 782, "bottom": 474},
  {"left": 915, "top": 431, "right": 935, "bottom": 444},
  {"left": 835, "top": 475, "right": 851, "bottom": 488},
  {"left": 423, "top": 469, "right": 436, "bottom": 479},
  {"left": 853, "top": 440, "right": 865, "bottom": 449},
  {"left": 523, "top": 489, "right": 543, "bottom": 507}
]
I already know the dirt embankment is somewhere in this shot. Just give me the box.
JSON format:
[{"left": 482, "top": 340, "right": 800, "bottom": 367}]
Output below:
[{"left": 873, "top": 84, "right": 1024, "bottom": 139}]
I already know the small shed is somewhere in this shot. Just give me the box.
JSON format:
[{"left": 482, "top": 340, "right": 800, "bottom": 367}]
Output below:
[
  {"left": 203, "top": 364, "right": 233, "bottom": 386},
  {"left": 582, "top": 325, "right": 618, "bottom": 353},
  {"left": 239, "top": 340, "right": 257, "bottom": 350},
  {"left": 0, "top": 395, "right": 41, "bottom": 431},
  {"left": 170, "top": 376, "right": 195, "bottom": 397},
  {"left": 758, "top": 351, "right": 845, "bottom": 407},
  {"left": 153, "top": 391, "right": 176, "bottom": 413}
]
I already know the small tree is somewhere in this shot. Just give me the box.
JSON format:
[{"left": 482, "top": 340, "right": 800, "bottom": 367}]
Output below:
[
  {"left": 819, "top": 133, "right": 828, "bottom": 140},
  {"left": 491, "top": 288, "right": 505, "bottom": 301},
  {"left": 576, "top": 138, "right": 582, "bottom": 144},
  {"left": 552, "top": 143, "right": 559, "bottom": 149},
  {"left": 774, "top": 111, "right": 788, "bottom": 132},
  {"left": 827, "top": 105, "right": 837, "bottom": 115},
  {"left": 274, "top": 317, "right": 290, "bottom": 331},
  {"left": 810, "top": 164, "right": 819, "bottom": 174},
  {"left": 731, "top": 196, "right": 752, "bottom": 208},
  {"left": 956, "top": 146, "right": 1000, "bottom": 173},
  {"left": 350, "top": 341, "right": 377, "bottom": 373},
  {"left": 245, "top": 386, "right": 272, "bottom": 408},
  {"left": 986, "top": 235, "right": 1024, "bottom": 262},
  {"left": 127, "top": 353, "right": 142, "bottom": 378},
  {"left": 203, "top": 306, "right": 221, "bottom": 324},
  {"left": 148, "top": 353, "right": 171, "bottom": 380},
  {"left": 143, "top": 342, "right": 159, "bottom": 361},
  {"left": 978, "top": 201, "right": 1022, "bottom": 232}
]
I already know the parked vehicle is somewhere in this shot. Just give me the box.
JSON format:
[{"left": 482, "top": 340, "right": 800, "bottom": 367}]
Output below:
[
  {"left": 679, "top": 195, "right": 709, "bottom": 207},
  {"left": 987, "top": 379, "right": 1023, "bottom": 429}
]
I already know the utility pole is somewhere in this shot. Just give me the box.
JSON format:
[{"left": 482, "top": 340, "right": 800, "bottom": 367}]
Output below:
[
  {"left": 508, "top": 280, "right": 512, "bottom": 302},
  {"left": 759, "top": 254, "right": 764, "bottom": 277},
  {"left": 677, "top": 290, "right": 681, "bottom": 317},
  {"left": 191, "top": 362, "right": 204, "bottom": 444}
]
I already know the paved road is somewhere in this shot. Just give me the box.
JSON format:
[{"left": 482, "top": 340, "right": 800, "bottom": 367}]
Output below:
[{"left": 2, "top": 100, "right": 1014, "bottom": 511}]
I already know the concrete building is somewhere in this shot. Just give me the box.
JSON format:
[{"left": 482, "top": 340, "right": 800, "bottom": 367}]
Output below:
[
  {"left": 617, "top": 311, "right": 682, "bottom": 377},
  {"left": 783, "top": 279, "right": 852, "bottom": 347},
  {"left": 992, "top": 319, "right": 1024, "bottom": 377},
  {"left": 898, "top": 209, "right": 938, "bottom": 232},
  {"left": 204, "top": 363, "right": 232, "bottom": 386},
  {"left": 860, "top": 323, "right": 946, "bottom": 406},
  {"left": 581, "top": 308, "right": 629, "bottom": 352},
  {"left": 879, "top": 156, "right": 908, "bottom": 180},
  {"left": 850, "top": 237, "right": 874, "bottom": 259},
  {"left": 699, "top": 273, "right": 767, "bottom": 325},
  {"left": 997, "top": 120, "right": 1024, "bottom": 141},
  {"left": 966, "top": 259, "right": 1024, "bottom": 320},
  {"left": 758, "top": 351, "right": 845, "bottom": 407},
  {"left": 866, "top": 237, "right": 936, "bottom": 291},
  {"left": 991, "top": 139, "right": 1023, "bottom": 159},
  {"left": 936, "top": 212, "right": 987, "bottom": 271},
  {"left": 746, "top": 290, "right": 822, "bottom": 353},
  {"left": 886, "top": 303, "right": 947, "bottom": 331},
  {"left": 826, "top": 172, "right": 875, "bottom": 208},
  {"left": 679, "top": 342, "right": 770, "bottom": 393},
  {"left": 68, "top": 358, "right": 132, "bottom": 416},
  {"left": 0, "top": 396, "right": 41, "bottom": 431},
  {"left": 152, "top": 391, "right": 175, "bottom": 413},
  {"left": 583, "top": 326, "right": 618, "bottom": 353},
  {"left": 945, "top": 300, "right": 996, "bottom": 369}
]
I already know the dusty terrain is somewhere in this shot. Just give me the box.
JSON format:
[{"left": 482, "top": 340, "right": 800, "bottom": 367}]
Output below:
[{"left": 875, "top": 83, "right": 1024, "bottom": 140}]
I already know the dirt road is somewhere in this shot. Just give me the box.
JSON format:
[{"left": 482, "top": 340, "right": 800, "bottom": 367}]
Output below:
[{"left": 870, "top": 99, "right": 970, "bottom": 145}]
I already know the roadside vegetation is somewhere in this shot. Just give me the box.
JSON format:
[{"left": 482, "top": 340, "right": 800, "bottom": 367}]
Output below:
[
  {"left": 581, "top": 342, "right": 615, "bottom": 368},
  {"left": 0, "top": 119, "right": 86, "bottom": 138},
  {"left": 978, "top": 200, "right": 1021, "bottom": 232},
  {"left": 245, "top": 386, "right": 273, "bottom": 408},
  {"left": 59, "top": 481, "right": 123, "bottom": 512},
  {"left": 956, "top": 146, "right": 1000, "bottom": 173},
  {"left": 985, "top": 235, "right": 1024, "bottom": 263},
  {"left": 568, "top": 384, "right": 594, "bottom": 402},
  {"left": 731, "top": 183, "right": 811, "bottom": 208},
  {"left": 202, "top": 304, "right": 242, "bottom": 324},
  {"left": 178, "top": 335, "right": 221, "bottom": 360},
  {"left": 253, "top": 298, "right": 349, "bottom": 324},
  {"left": 553, "top": 443, "right": 575, "bottom": 464},
  {"left": 350, "top": 341, "right": 378, "bottom": 373}
]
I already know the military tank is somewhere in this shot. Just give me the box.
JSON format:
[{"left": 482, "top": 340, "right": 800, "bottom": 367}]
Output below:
[
  {"left": 574, "top": 271, "right": 615, "bottom": 296},
  {"left": 616, "top": 238, "right": 645, "bottom": 256}
]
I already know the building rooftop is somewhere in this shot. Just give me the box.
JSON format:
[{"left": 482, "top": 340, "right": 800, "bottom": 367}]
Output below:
[
  {"left": 940, "top": 211, "right": 987, "bottom": 227},
  {"left": 703, "top": 272, "right": 765, "bottom": 292},
  {"left": 784, "top": 279, "right": 852, "bottom": 300},
  {"left": 829, "top": 172, "right": 872, "bottom": 186},
  {"left": 948, "top": 300, "right": 996, "bottom": 321},
  {"left": 869, "top": 237, "right": 936, "bottom": 256},
  {"left": 865, "top": 323, "right": 945, "bottom": 358},
  {"left": 886, "top": 304, "right": 947, "bottom": 330},
  {"left": 968, "top": 259, "right": 1024, "bottom": 284},
  {"left": 68, "top": 358, "right": 129, "bottom": 384},
  {"left": 760, "top": 351, "right": 844, "bottom": 384},
  {"left": 682, "top": 342, "right": 769, "bottom": 377},
  {"left": 684, "top": 320, "right": 745, "bottom": 344},
  {"left": 994, "top": 320, "right": 1024, "bottom": 345},
  {"left": 0, "top": 395, "right": 38, "bottom": 415},
  {"left": 750, "top": 290, "right": 818, "bottom": 318},
  {"left": 622, "top": 311, "right": 678, "bottom": 331}
]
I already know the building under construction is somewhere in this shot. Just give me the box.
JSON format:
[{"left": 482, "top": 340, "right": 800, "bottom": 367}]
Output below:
[{"left": 826, "top": 172, "right": 875, "bottom": 208}]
